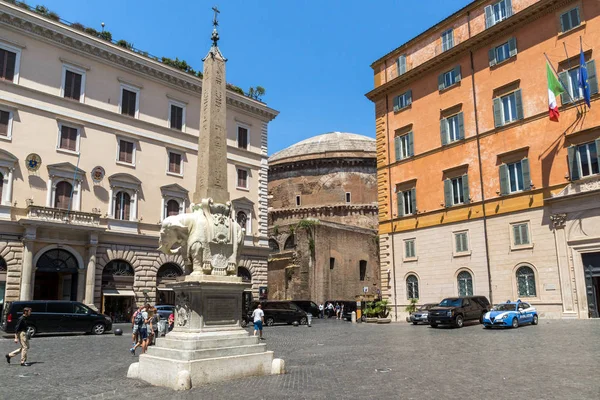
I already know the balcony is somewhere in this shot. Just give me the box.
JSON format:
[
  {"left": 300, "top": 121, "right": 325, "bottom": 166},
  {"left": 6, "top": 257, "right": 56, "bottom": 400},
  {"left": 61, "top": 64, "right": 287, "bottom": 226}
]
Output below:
[{"left": 27, "top": 206, "right": 101, "bottom": 226}]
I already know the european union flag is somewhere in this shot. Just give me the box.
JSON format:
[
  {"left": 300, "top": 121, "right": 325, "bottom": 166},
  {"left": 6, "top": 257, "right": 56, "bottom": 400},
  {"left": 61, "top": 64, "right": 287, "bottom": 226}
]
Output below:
[{"left": 578, "top": 48, "right": 591, "bottom": 108}]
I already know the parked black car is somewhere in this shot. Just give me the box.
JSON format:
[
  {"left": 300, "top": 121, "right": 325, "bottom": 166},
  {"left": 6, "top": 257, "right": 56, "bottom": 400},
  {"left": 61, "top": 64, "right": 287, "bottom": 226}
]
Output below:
[
  {"left": 427, "top": 296, "right": 491, "bottom": 328},
  {"left": 291, "top": 300, "right": 319, "bottom": 317},
  {"left": 249, "top": 301, "right": 308, "bottom": 326},
  {"left": 1, "top": 300, "right": 113, "bottom": 336}
]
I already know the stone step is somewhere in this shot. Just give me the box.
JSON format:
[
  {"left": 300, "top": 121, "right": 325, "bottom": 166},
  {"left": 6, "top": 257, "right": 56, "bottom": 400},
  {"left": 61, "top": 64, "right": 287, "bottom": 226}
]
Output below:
[
  {"left": 157, "top": 335, "right": 259, "bottom": 350},
  {"left": 147, "top": 343, "right": 268, "bottom": 361}
]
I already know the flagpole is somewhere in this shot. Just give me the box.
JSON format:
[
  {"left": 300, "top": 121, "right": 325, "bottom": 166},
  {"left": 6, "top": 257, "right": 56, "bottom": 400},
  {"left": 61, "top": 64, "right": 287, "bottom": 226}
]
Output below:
[
  {"left": 66, "top": 151, "right": 81, "bottom": 221},
  {"left": 562, "top": 42, "right": 583, "bottom": 115},
  {"left": 544, "top": 52, "right": 578, "bottom": 106}
]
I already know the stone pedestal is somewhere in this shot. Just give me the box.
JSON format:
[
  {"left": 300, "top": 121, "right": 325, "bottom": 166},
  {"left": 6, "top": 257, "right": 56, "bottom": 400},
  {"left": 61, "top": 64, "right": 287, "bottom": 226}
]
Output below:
[{"left": 129, "top": 276, "right": 283, "bottom": 390}]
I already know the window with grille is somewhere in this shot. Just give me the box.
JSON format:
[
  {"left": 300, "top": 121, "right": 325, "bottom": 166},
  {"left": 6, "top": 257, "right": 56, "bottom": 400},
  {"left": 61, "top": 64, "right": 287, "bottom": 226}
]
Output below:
[
  {"left": 516, "top": 266, "right": 536, "bottom": 297},
  {"left": 406, "top": 275, "right": 419, "bottom": 299},
  {"left": 457, "top": 271, "right": 473, "bottom": 296}
]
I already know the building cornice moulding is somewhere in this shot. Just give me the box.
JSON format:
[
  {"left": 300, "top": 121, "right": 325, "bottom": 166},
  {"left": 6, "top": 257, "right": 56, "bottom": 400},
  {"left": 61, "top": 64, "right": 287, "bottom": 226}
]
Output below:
[
  {"left": 269, "top": 204, "right": 379, "bottom": 217},
  {"left": 0, "top": 4, "right": 279, "bottom": 121}
]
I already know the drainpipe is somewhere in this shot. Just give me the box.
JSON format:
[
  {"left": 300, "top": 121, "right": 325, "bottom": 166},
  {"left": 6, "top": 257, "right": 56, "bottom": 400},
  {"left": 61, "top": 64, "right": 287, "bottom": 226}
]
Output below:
[{"left": 467, "top": 11, "right": 494, "bottom": 304}]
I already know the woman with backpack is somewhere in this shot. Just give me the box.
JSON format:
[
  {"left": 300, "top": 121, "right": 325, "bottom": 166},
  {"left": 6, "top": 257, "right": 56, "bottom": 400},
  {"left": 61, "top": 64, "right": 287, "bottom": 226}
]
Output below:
[{"left": 130, "top": 304, "right": 150, "bottom": 355}]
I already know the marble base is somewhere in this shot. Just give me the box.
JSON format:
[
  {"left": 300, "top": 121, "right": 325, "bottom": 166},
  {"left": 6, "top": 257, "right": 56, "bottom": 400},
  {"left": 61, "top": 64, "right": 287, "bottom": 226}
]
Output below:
[{"left": 128, "top": 276, "right": 284, "bottom": 390}]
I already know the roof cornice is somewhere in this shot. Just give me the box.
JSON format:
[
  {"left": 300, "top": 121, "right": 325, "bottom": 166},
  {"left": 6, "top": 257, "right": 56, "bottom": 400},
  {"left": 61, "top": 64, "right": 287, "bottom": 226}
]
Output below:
[
  {"left": 366, "top": 0, "right": 570, "bottom": 101},
  {"left": 0, "top": 3, "right": 279, "bottom": 121}
]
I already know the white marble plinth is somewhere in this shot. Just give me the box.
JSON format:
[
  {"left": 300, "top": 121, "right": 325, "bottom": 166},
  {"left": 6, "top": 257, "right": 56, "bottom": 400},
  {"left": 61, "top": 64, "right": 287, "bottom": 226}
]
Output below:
[{"left": 128, "top": 276, "right": 283, "bottom": 390}]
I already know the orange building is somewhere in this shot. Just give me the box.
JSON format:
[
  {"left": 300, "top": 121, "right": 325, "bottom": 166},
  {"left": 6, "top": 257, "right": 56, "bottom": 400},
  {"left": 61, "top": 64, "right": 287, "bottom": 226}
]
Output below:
[{"left": 367, "top": 0, "right": 600, "bottom": 320}]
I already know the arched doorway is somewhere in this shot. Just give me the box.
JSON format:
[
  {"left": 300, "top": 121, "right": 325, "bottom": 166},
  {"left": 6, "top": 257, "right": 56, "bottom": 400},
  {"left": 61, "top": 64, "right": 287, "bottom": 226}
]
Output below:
[
  {"left": 237, "top": 266, "right": 252, "bottom": 283},
  {"left": 156, "top": 263, "right": 183, "bottom": 305},
  {"left": 34, "top": 248, "right": 79, "bottom": 300},
  {"left": 102, "top": 260, "right": 135, "bottom": 322}
]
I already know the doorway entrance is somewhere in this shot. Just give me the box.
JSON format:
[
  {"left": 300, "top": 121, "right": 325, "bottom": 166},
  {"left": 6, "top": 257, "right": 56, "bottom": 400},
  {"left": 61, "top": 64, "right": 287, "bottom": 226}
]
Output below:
[
  {"left": 101, "top": 260, "right": 135, "bottom": 322},
  {"left": 582, "top": 252, "right": 600, "bottom": 318},
  {"left": 34, "top": 249, "right": 79, "bottom": 300}
]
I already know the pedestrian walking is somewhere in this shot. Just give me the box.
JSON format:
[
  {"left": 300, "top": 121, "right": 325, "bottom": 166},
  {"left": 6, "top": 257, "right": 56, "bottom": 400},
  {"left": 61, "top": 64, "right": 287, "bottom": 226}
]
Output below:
[
  {"left": 6, "top": 307, "right": 32, "bottom": 366},
  {"left": 335, "top": 303, "right": 341, "bottom": 319},
  {"left": 149, "top": 307, "right": 159, "bottom": 345},
  {"left": 130, "top": 304, "right": 150, "bottom": 355},
  {"left": 340, "top": 304, "right": 345, "bottom": 320},
  {"left": 251, "top": 304, "right": 265, "bottom": 340},
  {"left": 168, "top": 313, "right": 174, "bottom": 332},
  {"left": 327, "top": 302, "right": 334, "bottom": 318},
  {"left": 318, "top": 303, "right": 324, "bottom": 319},
  {"left": 131, "top": 305, "right": 143, "bottom": 348}
]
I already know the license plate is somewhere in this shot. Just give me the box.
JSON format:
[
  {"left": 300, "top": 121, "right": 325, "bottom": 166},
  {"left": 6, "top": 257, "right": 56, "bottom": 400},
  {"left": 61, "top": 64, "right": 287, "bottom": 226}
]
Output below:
[{"left": 436, "top": 320, "right": 441, "bottom": 323}]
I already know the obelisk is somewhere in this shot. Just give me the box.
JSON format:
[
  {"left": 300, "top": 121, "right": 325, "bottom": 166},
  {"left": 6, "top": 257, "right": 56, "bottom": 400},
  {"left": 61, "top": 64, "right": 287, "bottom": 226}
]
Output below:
[{"left": 194, "top": 7, "right": 229, "bottom": 205}]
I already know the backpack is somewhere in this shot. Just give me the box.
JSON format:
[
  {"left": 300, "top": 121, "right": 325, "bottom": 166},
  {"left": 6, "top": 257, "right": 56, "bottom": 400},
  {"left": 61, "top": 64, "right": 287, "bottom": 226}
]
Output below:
[{"left": 134, "top": 311, "right": 144, "bottom": 327}]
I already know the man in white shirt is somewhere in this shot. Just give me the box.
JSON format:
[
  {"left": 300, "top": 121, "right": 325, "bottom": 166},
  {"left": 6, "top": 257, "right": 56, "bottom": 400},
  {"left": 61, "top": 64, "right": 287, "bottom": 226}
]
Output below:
[
  {"left": 251, "top": 304, "right": 265, "bottom": 340},
  {"left": 318, "top": 303, "right": 324, "bottom": 319}
]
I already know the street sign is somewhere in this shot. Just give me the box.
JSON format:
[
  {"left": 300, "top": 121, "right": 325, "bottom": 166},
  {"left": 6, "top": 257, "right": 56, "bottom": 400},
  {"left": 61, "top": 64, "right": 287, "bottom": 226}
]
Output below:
[{"left": 363, "top": 286, "right": 368, "bottom": 293}]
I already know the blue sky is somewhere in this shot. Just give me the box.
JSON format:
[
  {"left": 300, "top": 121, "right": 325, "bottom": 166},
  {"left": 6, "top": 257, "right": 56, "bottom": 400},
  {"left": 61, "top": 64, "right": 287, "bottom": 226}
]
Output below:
[{"left": 40, "top": 0, "right": 472, "bottom": 155}]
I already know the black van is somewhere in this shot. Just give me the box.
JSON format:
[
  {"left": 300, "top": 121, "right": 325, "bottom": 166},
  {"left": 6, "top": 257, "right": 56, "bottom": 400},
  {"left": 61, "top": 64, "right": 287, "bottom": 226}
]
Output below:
[
  {"left": 291, "top": 300, "right": 319, "bottom": 317},
  {"left": 1, "top": 301, "right": 113, "bottom": 336},
  {"left": 249, "top": 301, "right": 308, "bottom": 326}
]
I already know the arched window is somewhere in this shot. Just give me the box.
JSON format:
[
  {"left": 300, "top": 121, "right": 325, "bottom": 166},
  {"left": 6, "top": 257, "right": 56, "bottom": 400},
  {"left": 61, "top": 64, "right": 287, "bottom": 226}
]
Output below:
[
  {"left": 269, "top": 239, "right": 280, "bottom": 253},
  {"left": 284, "top": 235, "right": 295, "bottom": 250},
  {"left": 457, "top": 271, "right": 473, "bottom": 296},
  {"left": 103, "top": 260, "right": 135, "bottom": 277},
  {"left": 0, "top": 256, "right": 7, "bottom": 272},
  {"left": 157, "top": 263, "right": 183, "bottom": 280},
  {"left": 54, "top": 181, "right": 73, "bottom": 209},
  {"left": 166, "top": 199, "right": 180, "bottom": 217},
  {"left": 114, "top": 191, "right": 131, "bottom": 220},
  {"left": 406, "top": 275, "right": 419, "bottom": 299},
  {"left": 237, "top": 266, "right": 252, "bottom": 283},
  {"left": 516, "top": 266, "right": 536, "bottom": 297},
  {"left": 236, "top": 211, "right": 248, "bottom": 231},
  {"left": 36, "top": 249, "right": 78, "bottom": 272}
]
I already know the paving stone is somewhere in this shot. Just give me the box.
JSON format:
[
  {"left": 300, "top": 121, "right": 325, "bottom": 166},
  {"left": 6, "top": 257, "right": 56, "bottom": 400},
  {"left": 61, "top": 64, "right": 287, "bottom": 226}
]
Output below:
[{"left": 0, "top": 319, "right": 598, "bottom": 399}]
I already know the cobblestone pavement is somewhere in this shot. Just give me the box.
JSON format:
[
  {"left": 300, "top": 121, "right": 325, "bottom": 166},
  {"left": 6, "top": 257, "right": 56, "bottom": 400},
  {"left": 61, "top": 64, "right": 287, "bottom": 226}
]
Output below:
[{"left": 1, "top": 318, "right": 599, "bottom": 400}]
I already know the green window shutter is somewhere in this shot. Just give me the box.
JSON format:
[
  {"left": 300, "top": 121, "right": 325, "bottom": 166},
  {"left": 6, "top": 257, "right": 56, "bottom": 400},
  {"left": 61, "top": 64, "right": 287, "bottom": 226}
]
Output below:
[
  {"left": 454, "top": 66, "right": 461, "bottom": 82},
  {"left": 397, "top": 55, "right": 406, "bottom": 75},
  {"left": 522, "top": 224, "right": 529, "bottom": 245},
  {"left": 404, "top": 241, "right": 410, "bottom": 257},
  {"left": 394, "top": 136, "right": 401, "bottom": 161},
  {"left": 567, "top": 145, "right": 580, "bottom": 180},
  {"left": 484, "top": 5, "right": 493, "bottom": 28},
  {"left": 596, "top": 139, "right": 600, "bottom": 169},
  {"left": 438, "top": 73, "right": 445, "bottom": 91},
  {"left": 506, "top": 0, "right": 513, "bottom": 17},
  {"left": 462, "top": 233, "right": 468, "bottom": 251},
  {"left": 457, "top": 112, "right": 465, "bottom": 139},
  {"left": 455, "top": 234, "right": 462, "bottom": 252},
  {"left": 558, "top": 71, "right": 570, "bottom": 105},
  {"left": 410, "top": 188, "right": 417, "bottom": 214},
  {"left": 397, "top": 191, "right": 404, "bottom": 217},
  {"left": 393, "top": 95, "right": 400, "bottom": 109},
  {"left": 514, "top": 89, "right": 524, "bottom": 120},
  {"left": 559, "top": 11, "right": 566, "bottom": 32},
  {"left": 448, "top": 33, "right": 454, "bottom": 49},
  {"left": 407, "top": 131, "right": 414, "bottom": 157},
  {"left": 440, "top": 118, "right": 448, "bottom": 146},
  {"left": 462, "top": 174, "right": 470, "bottom": 204},
  {"left": 488, "top": 48, "right": 497, "bottom": 67},
  {"left": 406, "top": 89, "right": 412, "bottom": 106},
  {"left": 587, "top": 60, "right": 598, "bottom": 95},
  {"left": 499, "top": 164, "right": 509, "bottom": 195},
  {"left": 521, "top": 158, "right": 531, "bottom": 190},
  {"left": 513, "top": 225, "right": 521, "bottom": 245},
  {"left": 493, "top": 97, "right": 503, "bottom": 127},
  {"left": 444, "top": 179, "right": 452, "bottom": 208},
  {"left": 508, "top": 37, "right": 517, "bottom": 57}
]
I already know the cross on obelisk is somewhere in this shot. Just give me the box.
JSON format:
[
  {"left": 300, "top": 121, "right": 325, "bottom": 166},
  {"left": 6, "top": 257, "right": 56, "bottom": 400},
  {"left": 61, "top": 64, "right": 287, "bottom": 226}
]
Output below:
[{"left": 193, "top": 6, "right": 229, "bottom": 205}]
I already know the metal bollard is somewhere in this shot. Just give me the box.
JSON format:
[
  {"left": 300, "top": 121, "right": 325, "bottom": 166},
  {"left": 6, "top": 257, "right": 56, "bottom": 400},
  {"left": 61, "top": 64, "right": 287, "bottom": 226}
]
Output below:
[{"left": 307, "top": 314, "right": 312, "bottom": 327}]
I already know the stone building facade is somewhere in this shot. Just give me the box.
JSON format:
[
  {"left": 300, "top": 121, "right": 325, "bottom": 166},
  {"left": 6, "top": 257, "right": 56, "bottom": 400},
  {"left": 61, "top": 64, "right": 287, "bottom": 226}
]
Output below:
[
  {"left": 0, "top": 3, "right": 277, "bottom": 319},
  {"left": 368, "top": 0, "right": 600, "bottom": 320},
  {"left": 267, "top": 132, "right": 380, "bottom": 303}
]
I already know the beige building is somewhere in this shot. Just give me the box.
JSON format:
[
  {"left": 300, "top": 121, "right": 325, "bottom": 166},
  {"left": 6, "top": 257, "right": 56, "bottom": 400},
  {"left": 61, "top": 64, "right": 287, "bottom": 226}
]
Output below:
[{"left": 0, "top": 3, "right": 278, "bottom": 319}]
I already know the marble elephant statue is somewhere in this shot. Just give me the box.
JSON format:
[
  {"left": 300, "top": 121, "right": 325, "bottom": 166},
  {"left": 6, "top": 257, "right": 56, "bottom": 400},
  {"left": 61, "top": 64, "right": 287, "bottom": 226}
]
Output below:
[{"left": 157, "top": 207, "right": 244, "bottom": 276}]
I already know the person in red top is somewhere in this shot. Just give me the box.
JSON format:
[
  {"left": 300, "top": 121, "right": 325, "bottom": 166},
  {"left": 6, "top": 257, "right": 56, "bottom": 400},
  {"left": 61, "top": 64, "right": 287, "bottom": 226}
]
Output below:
[{"left": 168, "top": 313, "right": 174, "bottom": 332}]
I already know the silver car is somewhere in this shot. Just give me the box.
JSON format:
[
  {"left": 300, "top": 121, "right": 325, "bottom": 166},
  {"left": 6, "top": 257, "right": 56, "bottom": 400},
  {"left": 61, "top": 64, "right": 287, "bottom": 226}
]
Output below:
[{"left": 410, "top": 303, "right": 438, "bottom": 325}]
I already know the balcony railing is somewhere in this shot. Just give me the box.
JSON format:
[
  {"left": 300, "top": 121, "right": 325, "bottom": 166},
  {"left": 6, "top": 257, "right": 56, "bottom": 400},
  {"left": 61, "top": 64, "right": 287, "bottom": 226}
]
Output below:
[{"left": 27, "top": 206, "right": 101, "bottom": 226}]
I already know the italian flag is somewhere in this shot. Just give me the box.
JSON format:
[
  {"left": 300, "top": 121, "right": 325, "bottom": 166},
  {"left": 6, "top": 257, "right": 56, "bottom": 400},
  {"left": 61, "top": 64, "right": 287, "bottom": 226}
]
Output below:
[{"left": 547, "top": 62, "right": 564, "bottom": 122}]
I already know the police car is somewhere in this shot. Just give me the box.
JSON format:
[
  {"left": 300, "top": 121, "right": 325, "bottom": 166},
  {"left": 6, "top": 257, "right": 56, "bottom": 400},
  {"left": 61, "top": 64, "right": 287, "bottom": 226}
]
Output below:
[{"left": 482, "top": 300, "right": 538, "bottom": 328}]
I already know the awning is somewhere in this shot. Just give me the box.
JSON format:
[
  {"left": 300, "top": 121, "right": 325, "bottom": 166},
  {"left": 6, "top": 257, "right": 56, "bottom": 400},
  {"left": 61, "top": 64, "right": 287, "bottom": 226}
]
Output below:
[
  {"left": 157, "top": 287, "right": 173, "bottom": 291},
  {"left": 102, "top": 289, "right": 135, "bottom": 297}
]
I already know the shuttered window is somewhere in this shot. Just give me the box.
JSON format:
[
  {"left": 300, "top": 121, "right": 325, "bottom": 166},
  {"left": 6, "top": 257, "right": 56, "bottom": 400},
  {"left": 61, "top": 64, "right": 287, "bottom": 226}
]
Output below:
[
  {"left": 393, "top": 90, "right": 412, "bottom": 112},
  {"left": 0, "top": 48, "right": 16, "bottom": 81},
  {"left": 558, "top": 60, "right": 598, "bottom": 105},
  {"left": 493, "top": 89, "right": 523, "bottom": 127},
  {"left": 394, "top": 132, "right": 413, "bottom": 161},
  {"left": 404, "top": 239, "right": 416, "bottom": 259},
  {"left": 238, "top": 126, "right": 248, "bottom": 149},
  {"left": 568, "top": 140, "right": 600, "bottom": 180},
  {"left": 114, "top": 191, "right": 131, "bottom": 220},
  {"left": 438, "top": 66, "right": 461, "bottom": 90},
  {"left": 397, "top": 188, "right": 416, "bottom": 217},
  {"left": 168, "top": 152, "right": 182, "bottom": 174},
  {"left": 499, "top": 158, "right": 530, "bottom": 195},
  {"left": 440, "top": 112, "right": 464, "bottom": 145},
  {"left": 441, "top": 29, "right": 454, "bottom": 52},
  {"left": 59, "top": 125, "right": 78, "bottom": 151},
  {"left": 512, "top": 223, "right": 530, "bottom": 246},
  {"left": 118, "top": 140, "right": 134, "bottom": 164},
  {"left": 0, "top": 110, "right": 10, "bottom": 137},
  {"left": 454, "top": 232, "right": 469, "bottom": 253},
  {"left": 560, "top": 7, "right": 581, "bottom": 33},
  {"left": 489, "top": 38, "right": 517, "bottom": 66},
  {"left": 237, "top": 169, "right": 248, "bottom": 188},
  {"left": 54, "top": 181, "right": 73, "bottom": 209},
  {"left": 170, "top": 104, "right": 184, "bottom": 130},
  {"left": 485, "top": 0, "right": 513, "bottom": 29},
  {"left": 63, "top": 70, "right": 82, "bottom": 101},
  {"left": 397, "top": 55, "right": 407, "bottom": 76},
  {"left": 121, "top": 89, "right": 137, "bottom": 117},
  {"left": 444, "top": 174, "right": 469, "bottom": 207}
]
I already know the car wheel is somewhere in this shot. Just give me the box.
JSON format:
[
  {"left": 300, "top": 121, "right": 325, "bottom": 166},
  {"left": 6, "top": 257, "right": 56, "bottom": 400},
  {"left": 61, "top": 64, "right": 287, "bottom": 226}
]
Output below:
[
  {"left": 92, "top": 323, "right": 106, "bottom": 335},
  {"left": 479, "top": 314, "right": 485, "bottom": 324},
  {"left": 430, "top": 323, "right": 438, "bottom": 328},
  {"left": 265, "top": 317, "right": 275, "bottom": 327},
  {"left": 241, "top": 319, "right": 248, "bottom": 328},
  {"left": 26, "top": 325, "right": 37, "bottom": 337},
  {"left": 412, "top": 321, "right": 418, "bottom": 325},
  {"left": 511, "top": 317, "right": 519, "bottom": 329},
  {"left": 532, "top": 315, "right": 538, "bottom": 325},
  {"left": 454, "top": 315, "right": 464, "bottom": 328},
  {"left": 299, "top": 317, "right": 308, "bottom": 325}
]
